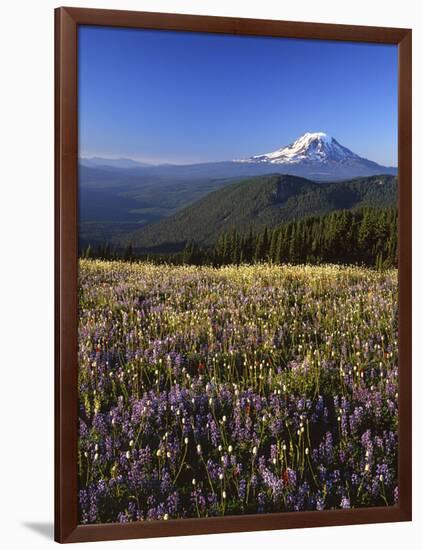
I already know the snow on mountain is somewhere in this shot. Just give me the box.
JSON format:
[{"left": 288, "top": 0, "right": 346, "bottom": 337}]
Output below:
[{"left": 236, "top": 132, "right": 362, "bottom": 165}]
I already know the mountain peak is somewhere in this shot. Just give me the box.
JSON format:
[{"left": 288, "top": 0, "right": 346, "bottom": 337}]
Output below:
[
  {"left": 237, "top": 132, "right": 360, "bottom": 165},
  {"left": 301, "top": 131, "right": 331, "bottom": 140}
]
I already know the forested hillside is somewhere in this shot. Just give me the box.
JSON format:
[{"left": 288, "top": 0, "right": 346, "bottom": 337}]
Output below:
[
  {"left": 117, "top": 174, "right": 397, "bottom": 252},
  {"left": 183, "top": 207, "right": 397, "bottom": 268},
  {"left": 84, "top": 207, "right": 397, "bottom": 269}
]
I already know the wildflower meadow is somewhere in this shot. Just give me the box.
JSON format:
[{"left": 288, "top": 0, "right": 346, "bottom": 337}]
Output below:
[{"left": 78, "top": 260, "right": 398, "bottom": 523}]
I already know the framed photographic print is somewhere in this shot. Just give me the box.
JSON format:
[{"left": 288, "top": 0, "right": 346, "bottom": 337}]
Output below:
[{"left": 55, "top": 7, "right": 412, "bottom": 543}]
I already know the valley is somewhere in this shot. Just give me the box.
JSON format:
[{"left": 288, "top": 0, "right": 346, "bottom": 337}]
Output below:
[{"left": 78, "top": 132, "right": 398, "bottom": 264}]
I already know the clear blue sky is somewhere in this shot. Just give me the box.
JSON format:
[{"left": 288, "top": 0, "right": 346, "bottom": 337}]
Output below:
[{"left": 78, "top": 26, "right": 398, "bottom": 166}]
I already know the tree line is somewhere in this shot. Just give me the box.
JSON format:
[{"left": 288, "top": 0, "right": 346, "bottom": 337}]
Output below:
[{"left": 81, "top": 207, "right": 397, "bottom": 269}]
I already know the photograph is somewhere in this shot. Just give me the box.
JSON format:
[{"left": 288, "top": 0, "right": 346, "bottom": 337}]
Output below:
[{"left": 77, "top": 25, "right": 399, "bottom": 524}]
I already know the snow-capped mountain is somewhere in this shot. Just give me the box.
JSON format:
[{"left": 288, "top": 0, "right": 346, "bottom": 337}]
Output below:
[
  {"left": 237, "top": 132, "right": 364, "bottom": 165},
  {"left": 232, "top": 131, "right": 397, "bottom": 180},
  {"left": 80, "top": 132, "right": 397, "bottom": 196}
]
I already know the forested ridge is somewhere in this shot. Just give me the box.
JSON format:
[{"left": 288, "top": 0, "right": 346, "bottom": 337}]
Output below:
[
  {"left": 83, "top": 207, "right": 397, "bottom": 269},
  {"left": 115, "top": 173, "right": 397, "bottom": 252}
]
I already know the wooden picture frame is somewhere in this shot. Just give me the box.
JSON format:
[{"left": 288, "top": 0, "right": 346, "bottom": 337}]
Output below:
[{"left": 55, "top": 6, "right": 412, "bottom": 543}]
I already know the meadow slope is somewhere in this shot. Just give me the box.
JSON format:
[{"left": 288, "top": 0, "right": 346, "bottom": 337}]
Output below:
[{"left": 78, "top": 260, "right": 398, "bottom": 522}]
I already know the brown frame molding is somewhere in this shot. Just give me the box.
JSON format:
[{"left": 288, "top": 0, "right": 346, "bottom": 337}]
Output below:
[{"left": 55, "top": 6, "right": 412, "bottom": 543}]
